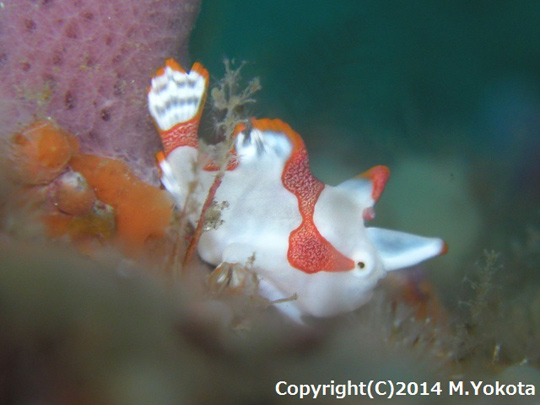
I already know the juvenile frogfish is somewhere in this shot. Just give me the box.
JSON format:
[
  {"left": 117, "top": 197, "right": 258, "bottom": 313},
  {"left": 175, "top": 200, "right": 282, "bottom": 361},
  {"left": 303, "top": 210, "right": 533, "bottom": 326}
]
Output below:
[{"left": 148, "top": 60, "right": 446, "bottom": 321}]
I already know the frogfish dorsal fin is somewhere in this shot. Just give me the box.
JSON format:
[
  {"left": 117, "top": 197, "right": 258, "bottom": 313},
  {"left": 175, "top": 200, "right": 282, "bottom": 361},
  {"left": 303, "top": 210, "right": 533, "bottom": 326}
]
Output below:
[{"left": 148, "top": 59, "right": 209, "bottom": 156}]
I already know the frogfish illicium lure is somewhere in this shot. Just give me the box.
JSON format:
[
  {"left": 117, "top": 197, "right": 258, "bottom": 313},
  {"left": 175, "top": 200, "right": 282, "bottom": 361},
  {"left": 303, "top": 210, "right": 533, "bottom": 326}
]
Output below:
[{"left": 148, "top": 59, "right": 446, "bottom": 321}]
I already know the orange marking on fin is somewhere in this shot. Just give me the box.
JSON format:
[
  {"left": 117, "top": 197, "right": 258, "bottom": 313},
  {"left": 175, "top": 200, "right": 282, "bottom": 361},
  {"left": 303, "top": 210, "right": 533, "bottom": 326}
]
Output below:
[
  {"left": 440, "top": 241, "right": 449, "bottom": 255},
  {"left": 155, "top": 151, "right": 166, "bottom": 178},
  {"left": 155, "top": 151, "right": 166, "bottom": 164},
  {"left": 359, "top": 165, "right": 390, "bottom": 202},
  {"left": 164, "top": 58, "right": 186, "bottom": 73},
  {"left": 190, "top": 62, "right": 210, "bottom": 84},
  {"left": 248, "top": 118, "right": 354, "bottom": 273}
]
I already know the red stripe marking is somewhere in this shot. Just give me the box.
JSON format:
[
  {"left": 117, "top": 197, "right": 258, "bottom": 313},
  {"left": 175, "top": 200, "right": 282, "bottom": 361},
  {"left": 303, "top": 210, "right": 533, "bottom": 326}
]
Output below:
[
  {"left": 160, "top": 119, "right": 199, "bottom": 156},
  {"left": 250, "top": 119, "right": 354, "bottom": 273}
]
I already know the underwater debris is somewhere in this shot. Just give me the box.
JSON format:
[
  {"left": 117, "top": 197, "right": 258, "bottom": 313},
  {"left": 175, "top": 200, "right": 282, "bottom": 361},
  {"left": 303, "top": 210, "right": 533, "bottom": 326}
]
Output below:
[
  {"left": 453, "top": 249, "right": 504, "bottom": 363},
  {"left": 449, "top": 241, "right": 540, "bottom": 372},
  {"left": 465, "top": 250, "right": 503, "bottom": 327},
  {"left": 210, "top": 59, "right": 262, "bottom": 141},
  {"left": 208, "top": 253, "right": 259, "bottom": 297},
  {"left": 383, "top": 268, "right": 445, "bottom": 322},
  {"left": 202, "top": 200, "right": 229, "bottom": 231}
]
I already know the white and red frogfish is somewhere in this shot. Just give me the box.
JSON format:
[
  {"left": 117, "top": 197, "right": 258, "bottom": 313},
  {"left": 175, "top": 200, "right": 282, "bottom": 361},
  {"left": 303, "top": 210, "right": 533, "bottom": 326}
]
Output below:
[{"left": 148, "top": 59, "right": 447, "bottom": 321}]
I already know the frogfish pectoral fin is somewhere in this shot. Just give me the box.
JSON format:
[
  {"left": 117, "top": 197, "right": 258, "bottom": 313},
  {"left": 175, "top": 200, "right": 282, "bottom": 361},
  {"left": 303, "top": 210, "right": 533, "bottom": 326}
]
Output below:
[
  {"left": 367, "top": 227, "right": 447, "bottom": 271},
  {"left": 337, "top": 165, "right": 390, "bottom": 220}
]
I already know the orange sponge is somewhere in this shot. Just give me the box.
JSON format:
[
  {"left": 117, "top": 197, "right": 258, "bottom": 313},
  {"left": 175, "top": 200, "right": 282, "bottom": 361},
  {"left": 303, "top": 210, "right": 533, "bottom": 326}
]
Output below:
[
  {"left": 8, "top": 119, "right": 173, "bottom": 258},
  {"left": 11, "top": 119, "right": 78, "bottom": 184},
  {"left": 70, "top": 154, "right": 173, "bottom": 254}
]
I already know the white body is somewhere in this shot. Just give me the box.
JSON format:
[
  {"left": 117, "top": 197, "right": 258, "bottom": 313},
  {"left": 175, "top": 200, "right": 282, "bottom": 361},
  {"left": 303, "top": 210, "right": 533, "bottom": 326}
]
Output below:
[{"left": 149, "top": 61, "right": 446, "bottom": 321}]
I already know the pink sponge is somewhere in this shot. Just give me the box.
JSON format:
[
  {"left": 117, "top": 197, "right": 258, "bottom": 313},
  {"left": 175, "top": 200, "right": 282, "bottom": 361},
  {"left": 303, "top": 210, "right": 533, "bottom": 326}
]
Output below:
[{"left": 0, "top": 0, "right": 200, "bottom": 184}]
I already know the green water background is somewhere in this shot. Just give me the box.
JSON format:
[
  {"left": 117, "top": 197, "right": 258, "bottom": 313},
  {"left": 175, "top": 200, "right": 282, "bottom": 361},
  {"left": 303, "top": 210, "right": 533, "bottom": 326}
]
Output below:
[
  {"left": 191, "top": 1, "right": 540, "bottom": 162},
  {"left": 190, "top": 1, "right": 540, "bottom": 295}
]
